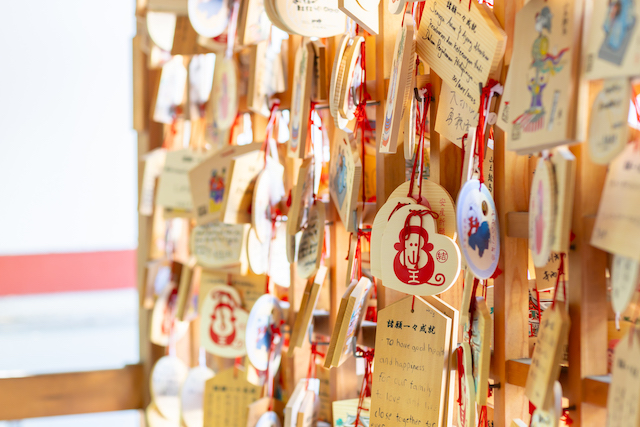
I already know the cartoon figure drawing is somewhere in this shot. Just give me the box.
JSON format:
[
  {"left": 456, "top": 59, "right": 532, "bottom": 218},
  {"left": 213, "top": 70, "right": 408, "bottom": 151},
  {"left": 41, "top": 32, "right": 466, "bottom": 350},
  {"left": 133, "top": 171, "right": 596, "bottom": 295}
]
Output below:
[
  {"left": 209, "top": 168, "right": 225, "bottom": 212},
  {"left": 466, "top": 206, "right": 491, "bottom": 258},
  {"left": 513, "top": 6, "right": 569, "bottom": 132},
  {"left": 255, "top": 314, "right": 274, "bottom": 352},
  {"left": 534, "top": 180, "right": 545, "bottom": 253},
  {"left": 392, "top": 212, "right": 445, "bottom": 286},
  {"left": 197, "top": 0, "right": 224, "bottom": 18},
  {"left": 333, "top": 150, "right": 348, "bottom": 208},
  {"left": 209, "top": 290, "right": 240, "bottom": 347},
  {"left": 599, "top": 0, "right": 636, "bottom": 65}
]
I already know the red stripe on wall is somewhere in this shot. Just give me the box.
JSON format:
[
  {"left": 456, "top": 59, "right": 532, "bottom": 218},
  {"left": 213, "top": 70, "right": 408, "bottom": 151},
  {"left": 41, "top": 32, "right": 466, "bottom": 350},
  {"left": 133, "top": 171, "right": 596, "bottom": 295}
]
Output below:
[{"left": 0, "top": 250, "right": 137, "bottom": 295}]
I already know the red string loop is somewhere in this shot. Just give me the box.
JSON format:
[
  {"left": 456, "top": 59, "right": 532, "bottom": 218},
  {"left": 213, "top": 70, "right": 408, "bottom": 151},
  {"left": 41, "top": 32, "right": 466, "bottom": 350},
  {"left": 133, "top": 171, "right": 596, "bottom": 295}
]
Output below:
[{"left": 354, "top": 346, "right": 375, "bottom": 427}]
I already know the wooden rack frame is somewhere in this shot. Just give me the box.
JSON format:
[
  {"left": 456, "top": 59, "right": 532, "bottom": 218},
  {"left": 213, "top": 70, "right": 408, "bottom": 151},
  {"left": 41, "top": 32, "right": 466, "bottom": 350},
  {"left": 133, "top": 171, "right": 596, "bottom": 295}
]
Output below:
[{"left": 0, "top": 1, "right": 612, "bottom": 426}]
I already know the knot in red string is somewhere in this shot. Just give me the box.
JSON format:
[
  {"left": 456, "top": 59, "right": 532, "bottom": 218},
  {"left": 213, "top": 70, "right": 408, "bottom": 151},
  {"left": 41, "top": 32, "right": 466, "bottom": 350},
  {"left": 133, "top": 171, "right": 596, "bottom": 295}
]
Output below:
[{"left": 561, "top": 408, "right": 574, "bottom": 425}]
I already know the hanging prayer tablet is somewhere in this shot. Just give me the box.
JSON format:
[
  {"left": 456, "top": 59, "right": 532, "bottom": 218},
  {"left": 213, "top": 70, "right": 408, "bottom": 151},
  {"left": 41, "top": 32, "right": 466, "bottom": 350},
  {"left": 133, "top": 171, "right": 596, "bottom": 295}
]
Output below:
[
  {"left": 381, "top": 204, "right": 461, "bottom": 295},
  {"left": 434, "top": 81, "right": 480, "bottom": 148},
  {"left": 404, "top": 75, "right": 417, "bottom": 160},
  {"left": 203, "top": 368, "right": 261, "bottom": 427},
  {"left": 146, "top": 403, "right": 175, "bottom": 427},
  {"left": 154, "top": 56, "right": 188, "bottom": 125},
  {"left": 288, "top": 266, "right": 327, "bottom": 354},
  {"left": 237, "top": 0, "right": 270, "bottom": 46},
  {"left": 549, "top": 147, "right": 576, "bottom": 254},
  {"left": 503, "top": 0, "right": 580, "bottom": 154},
  {"left": 287, "top": 158, "right": 315, "bottom": 236},
  {"left": 200, "top": 284, "right": 249, "bottom": 358},
  {"left": 330, "top": 129, "right": 362, "bottom": 233},
  {"left": 525, "top": 302, "right": 570, "bottom": 409},
  {"left": 191, "top": 223, "right": 250, "bottom": 272},
  {"left": 389, "top": 180, "right": 457, "bottom": 238},
  {"left": 416, "top": 0, "right": 506, "bottom": 111},
  {"left": 370, "top": 196, "right": 416, "bottom": 278},
  {"left": 324, "top": 277, "right": 373, "bottom": 368},
  {"left": 592, "top": 144, "right": 640, "bottom": 261},
  {"left": 147, "top": 12, "right": 177, "bottom": 52},
  {"left": 457, "top": 343, "right": 476, "bottom": 427},
  {"left": 588, "top": 77, "right": 631, "bottom": 165},
  {"left": 370, "top": 296, "right": 452, "bottom": 427},
  {"left": 181, "top": 365, "right": 215, "bottom": 427},
  {"left": 379, "top": 15, "right": 414, "bottom": 154},
  {"left": 151, "top": 356, "right": 189, "bottom": 422},
  {"left": 456, "top": 180, "right": 500, "bottom": 280},
  {"left": 151, "top": 281, "right": 190, "bottom": 346},
  {"left": 606, "top": 328, "right": 640, "bottom": 427},
  {"left": 611, "top": 254, "right": 639, "bottom": 316},
  {"left": 246, "top": 294, "right": 285, "bottom": 372},
  {"left": 529, "top": 158, "right": 557, "bottom": 268},
  {"left": 223, "top": 150, "right": 266, "bottom": 224},
  {"left": 288, "top": 43, "right": 314, "bottom": 159},
  {"left": 332, "top": 398, "right": 371, "bottom": 427},
  {"left": 329, "top": 35, "right": 351, "bottom": 130},
  {"left": 297, "top": 201, "right": 325, "bottom": 279},
  {"left": 463, "top": 297, "right": 492, "bottom": 405},
  {"left": 188, "top": 0, "right": 230, "bottom": 38},
  {"left": 256, "top": 411, "right": 282, "bottom": 427},
  {"left": 583, "top": 0, "right": 640, "bottom": 80},
  {"left": 207, "top": 55, "right": 238, "bottom": 131},
  {"left": 272, "top": 0, "right": 346, "bottom": 38},
  {"left": 340, "top": 0, "right": 379, "bottom": 35},
  {"left": 156, "top": 149, "right": 206, "bottom": 214},
  {"left": 189, "top": 143, "right": 263, "bottom": 225},
  {"left": 285, "top": 379, "right": 320, "bottom": 427},
  {"left": 337, "top": 37, "right": 364, "bottom": 121}
]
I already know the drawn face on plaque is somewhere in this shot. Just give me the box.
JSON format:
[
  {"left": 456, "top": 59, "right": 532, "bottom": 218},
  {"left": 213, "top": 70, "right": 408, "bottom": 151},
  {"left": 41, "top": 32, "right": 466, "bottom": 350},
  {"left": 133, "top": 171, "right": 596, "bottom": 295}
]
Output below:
[
  {"left": 246, "top": 294, "right": 285, "bottom": 372},
  {"left": 200, "top": 285, "right": 248, "bottom": 357},
  {"left": 381, "top": 204, "right": 461, "bottom": 295},
  {"left": 457, "top": 179, "right": 500, "bottom": 279},
  {"left": 188, "top": 0, "right": 229, "bottom": 38}
]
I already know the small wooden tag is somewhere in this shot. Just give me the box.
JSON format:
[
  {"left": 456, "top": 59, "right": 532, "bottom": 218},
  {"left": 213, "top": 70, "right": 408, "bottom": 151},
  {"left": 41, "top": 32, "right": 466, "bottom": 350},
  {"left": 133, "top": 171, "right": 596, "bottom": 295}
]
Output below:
[
  {"left": 289, "top": 266, "right": 327, "bottom": 354},
  {"left": 203, "top": 368, "right": 261, "bottom": 427},
  {"left": 434, "top": 81, "right": 480, "bottom": 148},
  {"left": 191, "top": 223, "right": 249, "bottom": 272},
  {"left": 370, "top": 296, "right": 453, "bottom": 427},
  {"left": 181, "top": 366, "right": 215, "bottom": 427},
  {"left": 330, "top": 129, "right": 362, "bottom": 233},
  {"left": 463, "top": 297, "right": 492, "bottom": 405},
  {"left": 150, "top": 356, "right": 189, "bottom": 422},
  {"left": 529, "top": 158, "right": 557, "bottom": 268},
  {"left": 525, "top": 302, "right": 570, "bottom": 409},
  {"left": 288, "top": 43, "right": 315, "bottom": 159},
  {"left": 287, "top": 158, "right": 315, "bottom": 236},
  {"left": 549, "top": 147, "right": 576, "bottom": 253},
  {"left": 607, "top": 328, "right": 640, "bottom": 426},
  {"left": 592, "top": 143, "right": 640, "bottom": 261},
  {"left": 297, "top": 202, "right": 326, "bottom": 279},
  {"left": 284, "top": 379, "right": 320, "bottom": 427}
]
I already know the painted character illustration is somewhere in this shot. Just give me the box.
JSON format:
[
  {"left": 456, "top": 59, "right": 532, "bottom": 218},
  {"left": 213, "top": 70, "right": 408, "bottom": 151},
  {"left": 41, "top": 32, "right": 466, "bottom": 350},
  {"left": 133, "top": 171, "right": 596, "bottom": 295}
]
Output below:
[
  {"left": 534, "top": 180, "right": 545, "bottom": 253},
  {"left": 392, "top": 212, "right": 445, "bottom": 286},
  {"left": 333, "top": 150, "right": 347, "bottom": 208},
  {"left": 197, "top": 0, "right": 224, "bottom": 18},
  {"left": 599, "top": 0, "right": 636, "bottom": 64},
  {"left": 209, "top": 168, "right": 225, "bottom": 211},
  {"left": 255, "top": 314, "right": 274, "bottom": 352},
  {"left": 466, "top": 206, "right": 491, "bottom": 258},
  {"left": 513, "top": 6, "right": 569, "bottom": 132},
  {"left": 209, "top": 290, "right": 240, "bottom": 346}
]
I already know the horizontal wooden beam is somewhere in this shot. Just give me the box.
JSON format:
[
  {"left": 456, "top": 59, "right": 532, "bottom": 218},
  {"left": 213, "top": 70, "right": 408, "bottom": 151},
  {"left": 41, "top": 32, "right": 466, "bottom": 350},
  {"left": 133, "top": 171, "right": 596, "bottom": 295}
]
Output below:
[
  {"left": 505, "top": 212, "right": 529, "bottom": 239},
  {"left": 0, "top": 364, "right": 144, "bottom": 420},
  {"left": 582, "top": 375, "right": 609, "bottom": 408},
  {"left": 504, "top": 359, "right": 569, "bottom": 392}
]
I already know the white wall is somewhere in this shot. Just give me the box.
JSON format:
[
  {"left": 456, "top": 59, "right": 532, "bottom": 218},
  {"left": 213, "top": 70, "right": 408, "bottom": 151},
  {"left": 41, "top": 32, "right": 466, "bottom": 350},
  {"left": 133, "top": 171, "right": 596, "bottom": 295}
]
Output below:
[{"left": 0, "top": 0, "right": 138, "bottom": 255}]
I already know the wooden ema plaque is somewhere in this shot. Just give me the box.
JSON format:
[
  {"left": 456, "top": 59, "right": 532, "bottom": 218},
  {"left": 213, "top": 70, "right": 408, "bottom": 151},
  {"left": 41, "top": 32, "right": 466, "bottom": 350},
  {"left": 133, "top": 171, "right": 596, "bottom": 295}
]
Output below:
[
  {"left": 463, "top": 297, "right": 492, "bottom": 406},
  {"left": 199, "top": 284, "right": 249, "bottom": 358},
  {"left": 287, "top": 158, "right": 315, "bottom": 236},
  {"left": 207, "top": 55, "right": 239, "bottom": 131},
  {"left": 339, "top": 0, "right": 379, "bottom": 34},
  {"left": 502, "top": 0, "right": 580, "bottom": 154},
  {"left": 370, "top": 296, "right": 452, "bottom": 427},
  {"left": 288, "top": 42, "right": 314, "bottom": 159},
  {"left": 524, "top": 302, "right": 570, "bottom": 409},
  {"left": 380, "top": 204, "right": 461, "bottom": 296},
  {"left": 189, "top": 143, "right": 262, "bottom": 225},
  {"left": 191, "top": 222, "right": 249, "bottom": 272},
  {"left": 150, "top": 355, "right": 189, "bottom": 422},
  {"left": 284, "top": 379, "right": 320, "bottom": 427},
  {"left": 223, "top": 150, "right": 266, "bottom": 224},
  {"left": 203, "top": 368, "right": 261, "bottom": 427},
  {"left": 607, "top": 328, "right": 640, "bottom": 426},
  {"left": 592, "top": 144, "right": 640, "bottom": 261},
  {"left": 181, "top": 366, "right": 215, "bottom": 427},
  {"left": 434, "top": 81, "right": 479, "bottom": 148},
  {"left": 529, "top": 158, "right": 557, "bottom": 268},
  {"left": 588, "top": 78, "right": 631, "bottom": 165},
  {"left": 416, "top": 0, "right": 506, "bottom": 111},
  {"left": 288, "top": 266, "right": 327, "bottom": 355},
  {"left": 583, "top": 0, "right": 640, "bottom": 80},
  {"left": 156, "top": 148, "right": 205, "bottom": 214},
  {"left": 325, "top": 277, "right": 373, "bottom": 368},
  {"left": 330, "top": 129, "right": 362, "bottom": 233},
  {"left": 297, "top": 202, "right": 325, "bottom": 279},
  {"left": 611, "top": 254, "right": 640, "bottom": 315},
  {"left": 457, "top": 343, "right": 476, "bottom": 427},
  {"left": 329, "top": 35, "right": 351, "bottom": 130},
  {"left": 549, "top": 147, "right": 576, "bottom": 254},
  {"left": 379, "top": 15, "right": 415, "bottom": 154},
  {"left": 332, "top": 398, "right": 371, "bottom": 426}
]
